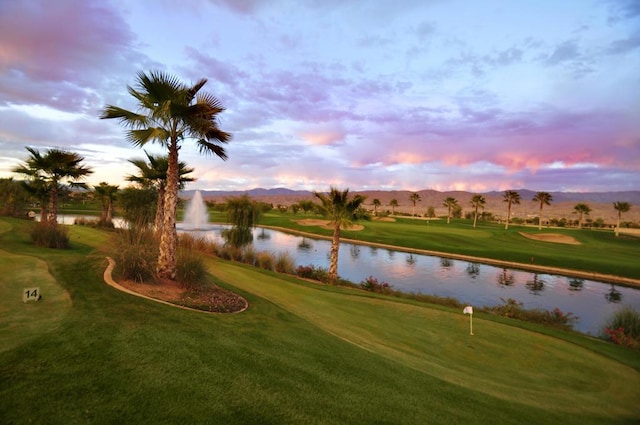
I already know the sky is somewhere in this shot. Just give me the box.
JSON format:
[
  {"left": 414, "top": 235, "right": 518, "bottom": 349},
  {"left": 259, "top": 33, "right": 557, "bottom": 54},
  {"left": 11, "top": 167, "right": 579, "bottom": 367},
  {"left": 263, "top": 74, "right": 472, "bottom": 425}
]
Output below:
[{"left": 0, "top": 0, "right": 639, "bottom": 193}]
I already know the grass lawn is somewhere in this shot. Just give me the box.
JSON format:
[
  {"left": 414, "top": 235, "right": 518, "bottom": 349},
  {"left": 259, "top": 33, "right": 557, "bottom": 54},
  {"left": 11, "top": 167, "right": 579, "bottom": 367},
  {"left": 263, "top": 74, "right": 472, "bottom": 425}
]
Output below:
[{"left": 1, "top": 217, "right": 639, "bottom": 424}]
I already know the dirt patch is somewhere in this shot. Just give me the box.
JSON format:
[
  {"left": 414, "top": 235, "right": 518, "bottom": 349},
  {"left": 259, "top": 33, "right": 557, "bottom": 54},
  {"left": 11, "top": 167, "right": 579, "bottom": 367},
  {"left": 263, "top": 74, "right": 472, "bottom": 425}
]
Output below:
[{"left": 519, "top": 232, "right": 581, "bottom": 245}]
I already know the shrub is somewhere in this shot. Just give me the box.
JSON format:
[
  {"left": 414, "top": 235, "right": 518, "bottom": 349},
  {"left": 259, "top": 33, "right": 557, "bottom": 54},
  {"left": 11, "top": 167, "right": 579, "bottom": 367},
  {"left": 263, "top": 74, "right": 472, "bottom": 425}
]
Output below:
[
  {"left": 31, "top": 222, "right": 69, "bottom": 249},
  {"left": 360, "top": 276, "right": 394, "bottom": 295},
  {"left": 111, "top": 226, "right": 157, "bottom": 283},
  {"left": 257, "top": 252, "right": 275, "bottom": 270},
  {"left": 176, "top": 248, "right": 209, "bottom": 291},
  {"left": 296, "top": 264, "right": 330, "bottom": 282},
  {"left": 603, "top": 307, "right": 640, "bottom": 349},
  {"left": 274, "top": 252, "right": 295, "bottom": 274},
  {"left": 242, "top": 246, "right": 257, "bottom": 266},
  {"left": 482, "top": 298, "right": 577, "bottom": 330}
]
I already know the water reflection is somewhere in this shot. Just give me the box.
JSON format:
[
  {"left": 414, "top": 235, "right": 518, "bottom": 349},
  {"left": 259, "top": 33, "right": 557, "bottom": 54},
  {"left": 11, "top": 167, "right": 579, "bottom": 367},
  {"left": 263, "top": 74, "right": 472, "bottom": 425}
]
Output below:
[
  {"left": 568, "top": 278, "right": 584, "bottom": 292},
  {"left": 350, "top": 245, "right": 360, "bottom": 259},
  {"left": 406, "top": 253, "right": 416, "bottom": 266},
  {"left": 298, "top": 237, "right": 312, "bottom": 251},
  {"left": 440, "top": 258, "right": 453, "bottom": 268},
  {"left": 606, "top": 285, "right": 622, "bottom": 303},
  {"left": 525, "top": 274, "right": 545, "bottom": 294},
  {"left": 497, "top": 268, "right": 515, "bottom": 287},
  {"left": 466, "top": 263, "right": 480, "bottom": 279}
]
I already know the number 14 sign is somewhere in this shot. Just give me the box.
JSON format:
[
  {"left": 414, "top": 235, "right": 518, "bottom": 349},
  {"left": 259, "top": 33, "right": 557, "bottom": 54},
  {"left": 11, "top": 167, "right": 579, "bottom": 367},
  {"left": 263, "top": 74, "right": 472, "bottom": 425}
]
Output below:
[{"left": 23, "top": 287, "right": 41, "bottom": 303}]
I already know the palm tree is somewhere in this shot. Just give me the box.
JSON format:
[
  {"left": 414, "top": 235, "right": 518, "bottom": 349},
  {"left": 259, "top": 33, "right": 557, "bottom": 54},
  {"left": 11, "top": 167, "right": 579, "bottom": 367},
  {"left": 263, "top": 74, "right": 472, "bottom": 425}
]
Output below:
[
  {"left": 127, "top": 151, "right": 195, "bottom": 232},
  {"left": 443, "top": 197, "right": 458, "bottom": 224},
  {"left": 93, "top": 182, "right": 119, "bottom": 225},
  {"left": 503, "top": 190, "right": 521, "bottom": 230},
  {"left": 12, "top": 147, "right": 93, "bottom": 225},
  {"left": 313, "top": 187, "right": 366, "bottom": 282},
  {"left": 389, "top": 198, "right": 398, "bottom": 215},
  {"left": 372, "top": 198, "right": 381, "bottom": 216},
  {"left": 532, "top": 191, "right": 553, "bottom": 230},
  {"left": 613, "top": 201, "right": 631, "bottom": 237},
  {"left": 470, "top": 194, "right": 486, "bottom": 228},
  {"left": 101, "top": 71, "right": 231, "bottom": 280},
  {"left": 409, "top": 192, "right": 421, "bottom": 217},
  {"left": 573, "top": 203, "right": 592, "bottom": 228}
]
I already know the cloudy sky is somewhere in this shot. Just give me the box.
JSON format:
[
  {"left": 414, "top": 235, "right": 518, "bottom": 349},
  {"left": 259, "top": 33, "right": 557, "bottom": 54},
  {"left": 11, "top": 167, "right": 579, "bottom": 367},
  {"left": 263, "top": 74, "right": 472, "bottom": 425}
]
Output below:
[{"left": 1, "top": 0, "right": 638, "bottom": 193}]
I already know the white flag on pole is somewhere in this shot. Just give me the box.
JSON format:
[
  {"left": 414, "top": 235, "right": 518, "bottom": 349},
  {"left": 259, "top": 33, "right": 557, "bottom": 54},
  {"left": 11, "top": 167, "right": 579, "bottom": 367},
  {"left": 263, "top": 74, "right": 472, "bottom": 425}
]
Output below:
[{"left": 463, "top": 306, "right": 473, "bottom": 315}]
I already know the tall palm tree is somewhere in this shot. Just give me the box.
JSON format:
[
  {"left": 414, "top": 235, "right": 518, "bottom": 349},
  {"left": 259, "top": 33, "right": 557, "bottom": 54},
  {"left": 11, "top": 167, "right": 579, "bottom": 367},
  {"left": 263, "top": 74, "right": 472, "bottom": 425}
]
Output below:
[
  {"left": 503, "top": 190, "right": 521, "bottom": 230},
  {"left": 314, "top": 187, "right": 366, "bottom": 282},
  {"left": 613, "top": 201, "right": 631, "bottom": 237},
  {"left": 470, "top": 194, "right": 486, "bottom": 228},
  {"left": 573, "top": 203, "right": 592, "bottom": 229},
  {"left": 443, "top": 197, "right": 458, "bottom": 224},
  {"left": 372, "top": 198, "right": 381, "bottom": 216},
  {"left": 12, "top": 147, "right": 93, "bottom": 225},
  {"left": 101, "top": 71, "right": 231, "bottom": 280},
  {"left": 127, "top": 151, "right": 195, "bottom": 232},
  {"left": 532, "top": 191, "right": 553, "bottom": 230},
  {"left": 409, "top": 192, "right": 421, "bottom": 217},
  {"left": 389, "top": 198, "right": 398, "bottom": 215},
  {"left": 93, "top": 182, "right": 119, "bottom": 224}
]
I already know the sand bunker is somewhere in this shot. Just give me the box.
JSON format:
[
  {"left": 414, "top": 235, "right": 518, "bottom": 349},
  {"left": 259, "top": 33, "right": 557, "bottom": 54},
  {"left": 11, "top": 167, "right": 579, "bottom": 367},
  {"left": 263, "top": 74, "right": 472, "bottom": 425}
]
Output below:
[
  {"left": 295, "top": 218, "right": 364, "bottom": 231},
  {"left": 373, "top": 217, "right": 396, "bottom": 222},
  {"left": 519, "top": 232, "right": 580, "bottom": 245}
]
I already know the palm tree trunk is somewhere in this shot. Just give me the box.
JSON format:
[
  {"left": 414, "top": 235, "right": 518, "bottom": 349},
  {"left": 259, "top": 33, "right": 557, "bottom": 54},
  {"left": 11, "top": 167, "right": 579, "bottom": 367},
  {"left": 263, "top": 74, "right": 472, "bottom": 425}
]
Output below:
[
  {"left": 157, "top": 143, "right": 179, "bottom": 280},
  {"left": 538, "top": 205, "right": 543, "bottom": 230},
  {"left": 154, "top": 186, "right": 165, "bottom": 234},
  {"left": 615, "top": 212, "right": 621, "bottom": 237},
  {"left": 106, "top": 200, "right": 113, "bottom": 223},
  {"left": 505, "top": 203, "right": 511, "bottom": 230},
  {"left": 473, "top": 207, "right": 478, "bottom": 228},
  {"left": 329, "top": 224, "right": 341, "bottom": 282},
  {"left": 48, "top": 186, "right": 58, "bottom": 225}
]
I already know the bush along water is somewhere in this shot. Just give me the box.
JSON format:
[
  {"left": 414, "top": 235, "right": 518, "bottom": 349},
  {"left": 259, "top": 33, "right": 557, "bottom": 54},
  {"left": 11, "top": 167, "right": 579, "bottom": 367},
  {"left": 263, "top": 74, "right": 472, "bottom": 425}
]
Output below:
[{"left": 602, "top": 307, "right": 640, "bottom": 349}]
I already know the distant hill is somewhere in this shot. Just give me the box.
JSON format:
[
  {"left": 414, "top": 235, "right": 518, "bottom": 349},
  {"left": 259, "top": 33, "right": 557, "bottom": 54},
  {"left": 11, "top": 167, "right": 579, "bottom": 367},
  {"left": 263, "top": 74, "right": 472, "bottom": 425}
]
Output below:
[{"left": 181, "top": 188, "right": 640, "bottom": 223}]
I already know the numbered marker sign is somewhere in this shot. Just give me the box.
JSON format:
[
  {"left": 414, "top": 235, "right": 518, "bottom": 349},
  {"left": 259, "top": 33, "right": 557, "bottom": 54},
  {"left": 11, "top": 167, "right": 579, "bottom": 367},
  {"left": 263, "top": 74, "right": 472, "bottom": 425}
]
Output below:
[{"left": 23, "top": 287, "right": 41, "bottom": 303}]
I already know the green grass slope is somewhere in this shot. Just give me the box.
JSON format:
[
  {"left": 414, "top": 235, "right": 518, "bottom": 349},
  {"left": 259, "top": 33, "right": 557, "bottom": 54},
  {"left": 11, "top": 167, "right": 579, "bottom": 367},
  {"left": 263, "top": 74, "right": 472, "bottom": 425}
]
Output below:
[{"left": 0, "top": 218, "right": 638, "bottom": 424}]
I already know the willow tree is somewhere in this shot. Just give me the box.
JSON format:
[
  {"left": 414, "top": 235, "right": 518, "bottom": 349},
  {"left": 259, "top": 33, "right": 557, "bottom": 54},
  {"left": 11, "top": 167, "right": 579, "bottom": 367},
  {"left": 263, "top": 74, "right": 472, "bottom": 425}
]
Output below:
[
  {"left": 532, "top": 191, "right": 553, "bottom": 230},
  {"left": 101, "top": 71, "right": 231, "bottom": 280},
  {"left": 470, "top": 194, "right": 486, "bottom": 228},
  {"left": 503, "top": 190, "right": 521, "bottom": 230},
  {"left": 12, "top": 147, "right": 93, "bottom": 225},
  {"left": 443, "top": 196, "right": 458, "bottom": 224},
  {"left": 314, "top": 187, "right": 366, "bottom": 282},
  {"left": 613, "top": 201, "right": 631, "bottom": 237},
  {"left": 223, "top": 194, "right": 262, "bottom": 247}
]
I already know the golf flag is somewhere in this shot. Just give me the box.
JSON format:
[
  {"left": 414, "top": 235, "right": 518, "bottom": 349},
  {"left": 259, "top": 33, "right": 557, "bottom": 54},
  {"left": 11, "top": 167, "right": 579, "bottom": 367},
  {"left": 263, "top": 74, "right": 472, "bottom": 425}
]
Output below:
[{"left": 463, "top": 306, "right": 474, "bottom": 335}]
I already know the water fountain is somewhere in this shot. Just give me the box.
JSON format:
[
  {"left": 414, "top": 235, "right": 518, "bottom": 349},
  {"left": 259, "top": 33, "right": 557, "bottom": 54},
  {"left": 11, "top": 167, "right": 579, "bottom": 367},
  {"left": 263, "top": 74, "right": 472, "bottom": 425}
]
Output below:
[{"left": 183, "top": 190, "right": 209, "bottom": 230}]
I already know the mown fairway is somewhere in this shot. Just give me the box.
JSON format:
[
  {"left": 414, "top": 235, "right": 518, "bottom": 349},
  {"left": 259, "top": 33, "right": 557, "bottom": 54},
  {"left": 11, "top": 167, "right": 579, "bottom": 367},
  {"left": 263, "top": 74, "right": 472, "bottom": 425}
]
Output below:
[{"left": 1, "top": 217, "right": 639, "bottom": 424}]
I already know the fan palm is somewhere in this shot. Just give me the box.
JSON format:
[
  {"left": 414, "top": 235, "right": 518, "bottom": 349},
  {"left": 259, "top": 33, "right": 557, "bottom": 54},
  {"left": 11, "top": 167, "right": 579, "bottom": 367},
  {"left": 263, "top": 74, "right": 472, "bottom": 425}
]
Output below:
[
  {"left": 101, "top": 71, "right": 231, "bottom": 280},
  {"left": 93, "top": 182, "right": 119, "bottom": 224},
  {"left": 127, "top": 151, "right": 195, "bottom": 233},
  {"left": 470, "top": 194, "right": 486, "bottom": 228},
  {"left": 314, "top": 187, "right": 366, "bottom": 282},
  {"left": 389, "top": 198, "right": 398, "bottom": 215},
  {"left": 573, "top": 203, "right": 592, "bottom": 229},
  {"left": 443, "top": 197, "right": 458, "bottom": 224},
  {"left": 532, "top": 191, "right": 553, "bottom": 230},
  {"left": 503, "top": 190, "right": 521, "bottom": 230},
  {"left": 12, "top": 147, "right": 93, "bottom": 225},
  {"left": 409, "top": 192, "right": 421, "bottom": 217},
  {"left": 613, "top": 201, "right": 631, "bottom": 237}
]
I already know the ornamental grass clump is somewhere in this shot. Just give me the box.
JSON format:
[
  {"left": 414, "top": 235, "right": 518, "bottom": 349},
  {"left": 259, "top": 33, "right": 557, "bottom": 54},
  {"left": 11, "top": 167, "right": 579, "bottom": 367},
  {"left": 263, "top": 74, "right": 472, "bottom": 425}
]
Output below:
[
  {"left": 176, "top": 248, "right": 209, "bottom": 291},
  {"left": 31, "top": 222, "right": 70, "bottom": 249},
  {"left": 274, "top": 252, "right": 295, "bottom": 274},
  {"left": 111, "top": 226, "right": 157, "bottom": 283}
]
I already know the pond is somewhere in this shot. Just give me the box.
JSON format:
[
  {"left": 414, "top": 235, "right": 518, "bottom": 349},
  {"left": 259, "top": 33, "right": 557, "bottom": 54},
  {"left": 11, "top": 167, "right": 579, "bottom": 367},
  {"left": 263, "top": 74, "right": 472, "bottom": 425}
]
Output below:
[{"left": 184, "top": 223, "right": 640, "bottom": 336}]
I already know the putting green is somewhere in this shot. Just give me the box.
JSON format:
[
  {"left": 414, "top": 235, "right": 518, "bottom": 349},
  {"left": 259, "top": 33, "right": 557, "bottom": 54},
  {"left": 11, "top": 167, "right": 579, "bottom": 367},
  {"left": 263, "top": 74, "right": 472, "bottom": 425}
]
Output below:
[
  {"left": 0, "top": 249, "right": 72, "bottom": 353},
  {"left": 209, "top": 259, "right": 640, "bottom": 417}
]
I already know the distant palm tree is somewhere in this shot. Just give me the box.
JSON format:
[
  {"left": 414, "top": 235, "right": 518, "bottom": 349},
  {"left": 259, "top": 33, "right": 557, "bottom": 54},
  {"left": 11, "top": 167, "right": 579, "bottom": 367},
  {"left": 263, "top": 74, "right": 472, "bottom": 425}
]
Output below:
[
  {"left": 503, "top": 190, "right": 521, "bottom": 230},
  {"left": 613, "top": 201, "right": 631, "bottom": 237},
  {"left": 470, "top": 194, "right": 486, "bottom": 228},
  {"left": 409, "top": 192, "right": 421, "bottom": 217},
  {"left": 127, "top": 151, "right": 194, "bottom": 232},
  {"left": 389, "top": 198, "right": 398, "bottom": 215},
  {"left": 12, "top": 147, "right": 93, "bottom": 225},
  {"left": 532, "top": 191, "right": 553, "bottom": 230},
  {"left": 443, "top": 197, "right": 458, "bottom": 224},
  {"left": 573, "top": 203, "right": 592, "bottom": 229},
  {"left": 93, "top": 182, "right": 119, "bottom": 224},
  {"left": 372, "top": 198, "right": 381, "bottom": 216},
  {"left": 101, "top": 71, "right": 231, "bottom": 280},
  {"left": 314, "top": 187, "right": 366, "bottom": 282}
]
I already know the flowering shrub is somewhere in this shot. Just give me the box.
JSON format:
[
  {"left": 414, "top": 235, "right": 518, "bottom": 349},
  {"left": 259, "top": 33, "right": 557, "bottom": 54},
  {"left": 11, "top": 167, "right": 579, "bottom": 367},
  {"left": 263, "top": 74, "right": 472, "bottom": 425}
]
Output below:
[
  {"left": 482, "top": 298, "right": 577, "bottom": 330},
  {"left": 360, "top": 276, "right": 394, "bottom": 295},
  {"left": 295, "top": 264, "right": 330, "bottom": 282},
  {"left": 603, "top": 327, "right": 639, "bottom": 349}
]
